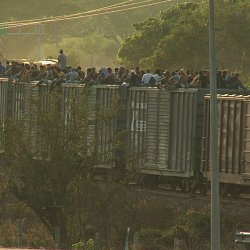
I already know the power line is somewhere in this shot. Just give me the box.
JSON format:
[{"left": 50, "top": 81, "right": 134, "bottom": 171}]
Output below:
[
  {"left": 0, "top": 0, "right": 136, "bottom": 26},
  {"left": 1, "top": 0, "right": 163, "bottom": 27},
  {"left": 0, "top": 0, "right": 172, "bottom": 29}
]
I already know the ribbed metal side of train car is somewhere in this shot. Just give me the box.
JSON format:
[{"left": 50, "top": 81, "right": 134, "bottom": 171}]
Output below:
[
  {"left": 32, "top": 83, "right": 50, "bottom": 156},
  {"left": 202, "top": 95, "right": 250, "bottom": 194},
  {"left": 11, "top": 82, "right": 49, "bottom": 153},
  {"left": 61, "top": 83, "right": 87, "bottom": 126},
  {"left": 127, "top": 87, "right": 247, "bottom": 188},
  {"left": 126, "top": 87, "right": 199, "bottom": 186},
  {"left": 242, "top": 98, "right": 250, "bottom": 186},
  {"left": 94, "top": 85, "right": 119, "bottom": 169},
  {"left": 127, "top": 87, "right": 169, "bottom": 172},
  {"left": 61, "top": 84, "right": 120, "bottom": 170},
  {"left": 0, "top": 78, "right": 12, "bottom": 151},
  {"left": 61, "top": 84, "right": 94, "bottom": 160}
]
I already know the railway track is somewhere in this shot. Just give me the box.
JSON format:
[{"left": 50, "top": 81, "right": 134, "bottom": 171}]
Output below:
[
  {"left": 141, "top": 185, "right": 250, "bottom": 207},
  {"left": 94, "top": 180, "right": 250, "bottom": 209}
]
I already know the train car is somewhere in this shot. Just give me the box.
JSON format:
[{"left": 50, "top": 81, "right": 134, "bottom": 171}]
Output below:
[
  {"left": 93, "top": 85, "right": 119, "bottom": 168},
  {"left": 61, "top": 83, "right": 93, "bottom": 161},
  {"left": 126, "top": 87, "right": 247, "bottom": 190},
  {"left": 202, "top": 94, "right": 250, "bottom": 196},
  {"left": 60, "top": 84, "right": 122, "bottom": 177},
  {"left": 2, "top": 80, "right": 250, "bottom": 192},
  {"left": 126, "top": 87, "right": 199, "bottom": 189},
  {"left": 1, "top": 80, "right": 47, "bottom": 156}
]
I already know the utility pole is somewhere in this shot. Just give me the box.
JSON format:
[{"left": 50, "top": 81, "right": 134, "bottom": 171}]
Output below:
[
  {"left": 17, "top": 220, "right": 23, "bottom": 248},
  {"left": 55, "top": 23, "right": 59, "bottom": 52},
  {"left": 94, "top": 232, "right": 101, "bottom": 250},
  {"left": 209, "top": 0, "right": 220, "bottom": 249},
  {"left": 35, "top": 24, "right": 44, "bottom": 60},
  {"left": 125, "top": 227, "right": 130, "bottom": 250}
]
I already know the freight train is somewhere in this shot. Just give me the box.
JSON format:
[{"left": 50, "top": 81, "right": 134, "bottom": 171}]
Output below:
[{"left": 0, "top": 78, "right": 250, "bottom": 197}]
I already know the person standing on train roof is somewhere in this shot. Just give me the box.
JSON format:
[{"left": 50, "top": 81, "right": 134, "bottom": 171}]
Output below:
[{"left": 57, "top": 49, "right": 67, "bottom": 73}]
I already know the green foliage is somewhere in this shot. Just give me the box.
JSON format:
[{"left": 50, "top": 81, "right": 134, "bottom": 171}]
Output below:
[
  {"left": 0, "top": 204, "right": 53, "bottom": 248},
  {"left": 72, "top": 240, "right": 94, "bottom": 250},
  {"left": 58, "top": 34, "right": 119, "bottom": 67},
  {"left": 176, "top": 209, "right": 210, "bottom": 250},
  {"left": 1, "top": 88, "right": 88, "bottom": 241},
  {"left": 1, "top": 0, "right": 183, "bottom": 65},
  {"left": 0, "top": 219, "right": 18, "bottom": 246},
  {"left": 118, "top": 2, "right": 209, "bottom": 69},
  {"left": 1, "top": 84, "right": 123, "bottom": 246},
  {"left": 137, "top": 228, "right": 175, "bottom": 250},
  {"left": 72, "top": 241, "right": 85, "bottom": 250},
  {"left": 118, "top": 0, "right": 250, "bottom": 80}
]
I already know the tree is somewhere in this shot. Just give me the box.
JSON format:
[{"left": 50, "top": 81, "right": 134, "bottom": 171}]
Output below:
[
  {"left": 176, "top": 209, "right": 210, "bottom": 250},
  {"left": 1, "top": 0, "right": 177, "bottom": 64},
  {"left": 118, "top": 0, "right": 250, "bottom": 80},
  {"left": 1, "top": 83, "right": 121, "bottom": 246}
]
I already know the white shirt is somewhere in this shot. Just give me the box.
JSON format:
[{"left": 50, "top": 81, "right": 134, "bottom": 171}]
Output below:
[
  {"left": 142, "top": 73, "right": 154, "bottom": 85},
  {"left": 153, "top": 74, "right": 161, "bottom": 81}
]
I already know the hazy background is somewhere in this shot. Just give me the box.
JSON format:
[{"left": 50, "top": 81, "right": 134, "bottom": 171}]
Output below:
[{"left": 0, "top": 0, "right": 186, "bottom": 68}]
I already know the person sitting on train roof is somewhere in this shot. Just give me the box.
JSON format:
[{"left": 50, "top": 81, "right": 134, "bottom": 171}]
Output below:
[
  {"left": 91, "top": 67, "right": 98, "bottom": 82},
  {"left": 167, "top": 71, "right": 180, "bottom": 88},
  {"left": 11, "top": 63, "right": 25, "bottom": 80},
  {"left": 65, "top": 68, "right": 79, "bottom": 83},
  {"left": 45, "top": 64, "right": 54, "bottom": 82},
  {"left": 217, "top": 70, "right": 228, "bottom": 88},
  {"left": 198, "top": 70, "right": 209, "bottom": 88},
  {"left": 5, "top": 60, "right": 20, "bottom": 77},
  {"left": 222, "top": 70, "right": 228, "bottom": 87},
  {"left": 118, "top": 66, "right": 125, "bottom": 81},
  {"left": 188, "top": 70, "right": 200, "bottom": 88},
  {"left": 0, "top": 62, "right": 5, "bottom": 75},
  {"left": 175, "top": 68, "right": 188, "bottom": 88},
  {"left": 96, "top": 67, "right": 106, "bottom": 84},
  {"left": 83, "top": 67, "right": 93, "bottom": 84},
  {"left": 34, "top": 65, "right": 46, "bottom": 81},
  {"left": 114, "top": 67, "right": 119, "bottom": 80},
  {"left": 29, "top": 65, "right": 40, "bottom": 81},
  {"left": 153, "top": 69, "right": 162, "bottom": 82},
  {"left": 120, "top": 68, "right": 130, "bottom": 84},
  {"left": 103, "top": 67, "right": 117, "bottom": 84},
  {"left": 156, "top": 70, "right": 172, "bottom": 89},
  {"left": 76, "top": 66, "right": 85, "bottom": 81},
  {"left": 48, "top": 67, "right": 66, "bottom": 91},
  {"left": 19, "top": 64, "right": 31, "bottom": 82},
  {"left": 228, "top": 72, "right": 246, "bottom": 91},
  {"left": 5, "top": 61, "right": 11, "bottom": 72},
  {"left": 141, "top": 69, "right": 155, "bottom": 86},
  {"left": 130, "top": 69, "right": 141, "bottom": 87},
  {"left": 36, "top": 65, "right": 52, "bottom": 84}
]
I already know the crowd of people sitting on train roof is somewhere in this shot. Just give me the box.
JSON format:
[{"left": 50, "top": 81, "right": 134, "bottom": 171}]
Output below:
[{"left": 0, "top": 59, "right": 246, "bottom": 91}]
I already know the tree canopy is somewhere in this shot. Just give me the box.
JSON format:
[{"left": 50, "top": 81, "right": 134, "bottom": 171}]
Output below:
[
  {"left": 118, "top": 0, "right": 250, "bottom": 79},
  {"left": 0, "top": 0, "right": 192, "bottom": 67}
]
